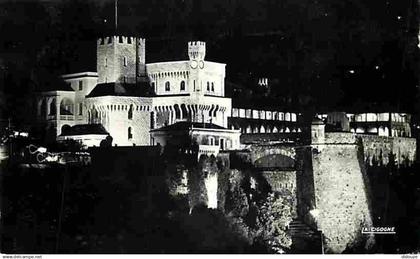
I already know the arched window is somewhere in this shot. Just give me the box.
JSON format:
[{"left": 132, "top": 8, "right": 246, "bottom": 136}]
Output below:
[
  {"left": 165, "top": 81, "right": 170, "bottom": 91},
  {"left": 49, "top": 99, "right": 56, "bottom": 116},
  {"left": 285, "top": 113, "right": 291, "bottom": 121},
  {"left": 128, "top": 127, "right": 133, "bottom": 140},
  {"left": 60, "top": 98, "right": 74, "bottom": 115},
  {"left": 211, "top": 82, "right": 214, "bottom": 92},
  {"left": 78, "top": 103, "right": 83, "bottom": 115},
  {"left": 220, "top": 138, "right": 225, "bottom": 150},
  {"left": 180, "top": 104, "right": 188, "bottom": 119},
  {"left": 207, "top": 82, "right": 210, "bottom": 91},
  {"left": 180, "top": 81, "right": 185, "bottom": 91},
  {"left": 61, "top": 125, "right": 71, "bottom": 135},
  {"left": 91, "top": 107, "right": 99, "bottom": 124},
  {"left": 246, "top": 125, "right": 252, "bottom": 133},
  {"left": 128, "top": 104, "right": 133, "bottom": 120},
  {"left": 174, "top": 104, "right": 181, "bottom": 119}
]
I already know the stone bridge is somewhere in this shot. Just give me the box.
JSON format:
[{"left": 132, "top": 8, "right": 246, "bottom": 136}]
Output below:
[
  {"left": 248, "top": 144, "right": 296, "bottom": 169},
  {"left": 229, "top": 143, "right": 297, "bottom": 171}
]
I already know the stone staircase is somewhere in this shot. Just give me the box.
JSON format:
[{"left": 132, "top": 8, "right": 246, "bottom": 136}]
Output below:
[{"left": 288, "top": 219, "right": 323, "bottom": 253}]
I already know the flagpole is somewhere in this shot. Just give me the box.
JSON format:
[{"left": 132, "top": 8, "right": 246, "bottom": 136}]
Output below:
[{"left": 115, "top": 0, "right": 118, "bottom": 33}]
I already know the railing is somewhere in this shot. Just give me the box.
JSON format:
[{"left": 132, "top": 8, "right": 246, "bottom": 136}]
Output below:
[
  {"left": 60, "top": 115, "right": 75, "bottom": 121},
  {"left": 47, "top": 115, "right": 57, "bottom": 121},
  {"left": 198, "top": 145, "right": 220, "bottom": 156}
]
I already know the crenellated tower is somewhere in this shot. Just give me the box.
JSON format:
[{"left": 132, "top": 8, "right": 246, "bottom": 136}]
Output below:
[
  {"left": 187, "top": 41, "right": 206, "bottom": 93},
  {"left": 97, "top": 36, "right": 146, "bottom": 84},
  {"left": 188, "top": 41, "right": 206, "bottom": 61}
]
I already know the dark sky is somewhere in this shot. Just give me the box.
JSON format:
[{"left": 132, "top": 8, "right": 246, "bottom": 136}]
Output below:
[{"left": 0, "top": 0, "right": 419, "bottom": 123}]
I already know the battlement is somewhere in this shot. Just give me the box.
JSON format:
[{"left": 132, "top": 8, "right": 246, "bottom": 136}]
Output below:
[
  {"left": 96, "top": 35, "right": 146, "bottom": 84},
  {"left": 97, "top": 36, "right": 145, "bottom": 46},
  {"left": 258, "top": 78, "right": 269, "bottom": 86},
  {"left": 188, "top": 41, "right": 206, "bottom": 47},
  {"left": 188, "top": 41, "right": 206, "bottom": 60}
]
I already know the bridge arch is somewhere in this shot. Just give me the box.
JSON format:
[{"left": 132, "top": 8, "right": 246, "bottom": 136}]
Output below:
[{"left": 250, "top": 145, "right": 296, "bottom": 164}]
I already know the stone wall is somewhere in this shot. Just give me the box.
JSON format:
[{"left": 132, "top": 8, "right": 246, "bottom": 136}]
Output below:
[
  {"left": 97, "top": 36, "right": 141, "bottom": 84},
  {"left": 358, "top": 135, "right": 416, "bottom": 166},
  {"left": 85, "top": 96, "right": 153, "bottom": 146},
  {"left": 324, "top": 132, "right": 356, "bottom": 144},
  {"left": 305, "top": 143, "right": 375, "bottom": 253},
  {"left": 392, "top": 137, "right": 416, "bottom": 164}
]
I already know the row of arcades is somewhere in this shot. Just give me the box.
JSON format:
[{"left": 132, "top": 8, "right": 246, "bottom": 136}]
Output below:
[
  {"left": 350, "top": 125, "right": 411, "bottom": 137},
  {"left": 37, "top": 97, "right": 81, "bottom": 119},
  {"left": 86, "top": 102, "right": 228, "bottom": 130},
  {"left": 231, "top": 108, "right": 299, "bottom": 122},
  {"left": 349, "top": 112, "right": 410, "bottom": 123},
  {"left": 239, "top": 124, "right": 302, "bottom": 134}
]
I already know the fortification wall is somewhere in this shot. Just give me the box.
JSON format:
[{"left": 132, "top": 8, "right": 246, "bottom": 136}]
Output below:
[
  {"left": 308, "top": 143, "right": 374, "bottom": 253},
  {"left": 358, "top": 135, "right": 416, "bottom": 165},
  {"left": 392, "top": 137, "right": 416, "bottom": 164},
  {"left": 86, "top": 96, "right": 153, "bottom": 146},
  {"left": 324, "top": 132, "right": 356, "bottom": 144}
]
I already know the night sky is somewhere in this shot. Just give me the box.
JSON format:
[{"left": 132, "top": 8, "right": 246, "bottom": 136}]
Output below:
[{"left": 0, "top": 0, "right": 419, "bottom": 125}]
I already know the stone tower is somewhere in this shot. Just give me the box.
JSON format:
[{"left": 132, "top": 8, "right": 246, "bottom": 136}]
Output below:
[
  {"left": 96, "top": 36, "right": 146, "bottom": 84},
  {"left": 187, "top": 41, "right": 206, "bottom": 93},
  {"left": 188, "top": 41, "right": 206, "bottom": 61},
  {"left": 311, "top": 117, "right": 325, "bottom": 144}
]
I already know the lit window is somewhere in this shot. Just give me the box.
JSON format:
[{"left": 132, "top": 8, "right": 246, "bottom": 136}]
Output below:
[
  {"left": 165, "top": 81, "right": 170, "bottom": 91},
  {"left": 180, "top": 81, "right": 185, "bottom": 91},
  {"left": 79, "top": 81, "right": 83, "bottom": 90}
]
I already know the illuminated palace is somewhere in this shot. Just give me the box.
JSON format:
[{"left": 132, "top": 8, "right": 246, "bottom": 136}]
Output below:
[{"left": 35, "top": 35, "right": 414, "bottom": 160}]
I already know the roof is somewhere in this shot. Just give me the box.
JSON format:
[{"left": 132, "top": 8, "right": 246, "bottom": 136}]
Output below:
[
  {"left": 312, "top": 117, "right": 325, "bottom": 125},
  {"left": 62, "top": 72, "right": 98, "bottom": 80},
  {"left": 40, "top": 80, "right": 74, "bottom": 92},
  {"left": 151, "top": 121, "right": 227, "bottom": 132},
  {"left": 60, "top": 124, "right": 109, "bottom": 136},
  {"left": 86, "top": 81, "right": 152, "bottom": 98}
]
